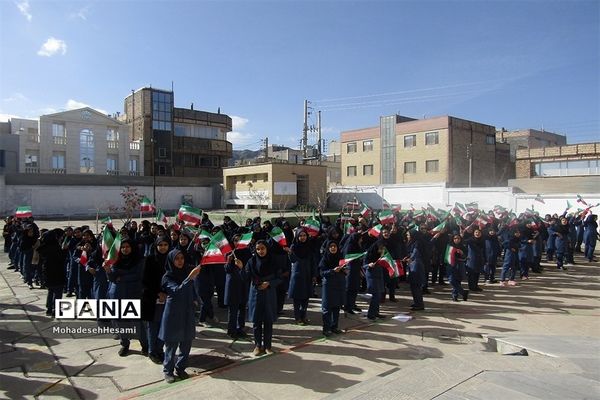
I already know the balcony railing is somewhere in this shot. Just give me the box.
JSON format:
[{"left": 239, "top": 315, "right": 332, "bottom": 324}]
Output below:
[
  {"left": 107, "top": 169, "right": 120, "bottom": 176},
  {"left": 52, "top": 168, "right": 66, "bottom": 174},
  {"left": 128, "top": 170, "right": 140, "bottom": 176},
  {"left": 129, "top": 142, "right": 140, "bottom": 151},
  {"left": 53, "top": 136, "right": 67, "bottom": 145},
  {"left": 107, "top": 140, "right": 119, "bottom": 149},
  {"left": 27, "top": 134, "right": 40, "bottom": 143},
  {"left": 25, "top": 166, "right": 40, "bottom": 174}
]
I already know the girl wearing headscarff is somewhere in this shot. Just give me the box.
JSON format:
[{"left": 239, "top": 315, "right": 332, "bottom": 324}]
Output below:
[
  {"left": 288, "top": 229, "right": 317, "bottom": 325},
  {"left": 105, "top": 239, "right": 148, "bottom": 357},
  {"left": 224, "top": 234, "right": 252, "bottom": 338},
  {"left": 141, "top": 236, "right": 170, "bottom": 364},
  {"left": 319, "top": 240, "right": 346, "bottom": 336},
  {"left": 159, "top": 249, "right": 201, "bottom": 383},
  {"left": 341, "top": 232, "right": 364, "bottom": 314},
  {"left": 246, "top": 240, "right": 282, "bottom": 356}
]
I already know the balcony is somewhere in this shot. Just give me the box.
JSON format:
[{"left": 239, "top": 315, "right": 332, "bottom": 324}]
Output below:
[
  {"left": 107, "top": 170, "right": 120, "bottom": 176},
  {"left": 25, "top": 166, "right": 40, "bottom": 174},
  {"left": 51, "top": 168, "right": 66, "bottom": 174},
  {"left": 27, "top": 134, "right": 40, "bottom": 143},
  {"left": 53, "top": 136, "right": 67, "bottom": 145},
  {"left": 128, "top": 170, "right": 140, "bottom": 176},
  {"left": 107, "top": 140, "right": 119, "bottom": 149},
  {"left": 129, "top": 141, "right": 140, "bottom": 151}
]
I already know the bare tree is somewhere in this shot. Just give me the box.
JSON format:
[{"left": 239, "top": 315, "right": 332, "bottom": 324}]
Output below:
[{"left": 247, "top": 182, "right": 270, "bottom": 217}]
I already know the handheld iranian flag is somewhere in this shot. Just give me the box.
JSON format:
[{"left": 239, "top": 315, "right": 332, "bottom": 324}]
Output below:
[
  {"left": 105, "top": 232, "right": 122, "bottom": 266},
  {"left": 211, "top": 230, "right": 233, "bottom": 255},
  {"left": 140, "top": 196, "right": 155, "bottom": 212},
  {"left": 178, "top": 205, "right": 203, "bottom": 225},
  {"left": 156, "top": 208, "right": 168, "bottom": 224},
  {"left": 338, "top": 251, "right": 367, "bottom": 267},
  {"left": 79, "top": 251, "right": 88, "bottom": 267},
  {"left": 431, "top": 220, "right": 447, "bottom": 234},
  {"left": 269, "top": 227, "right": 287, "bottom": 247},
  {"left": 344, "top": 222, "right": 355, "bottom": 235},
  {"left": 15, "top": 206, "right": 32, "bottom": 218},
  {"left": 199, "top": 229, "right": 212, "bottom": 240},
  {"left": 376, "top": 248, "right": 401, "bottom": 278},
  {"left": 576, "top": 194, "right": 588, "bottom": 206},
  {"left": 304, "top": 218, "right": 321, "bottom": 237},
  {"left": 368, "top": 224, "right": 382, "bottom": 238},
  {"left": 201, "top": 242, "right": 226, "bottom": 265},
  {"left": 534, "top": 194, "right": 545, "bottom": 204},
  {"left": 100, "top": 216, "right": 113, "bottom": 226},
  {"left": 444, "top": 244, "right": 460, "bottom": 266},
  {"left": 101, "top": 227, "right": 114, "bottom": 258},
  {"left": 359, "top": 203, "right": 371, "bottom": 218},
  {"left": 236, "top": 232, "right": 253, "bottom": 249},
  {"left": 378, "top": 210, "right": 395, "bottom": 225}
]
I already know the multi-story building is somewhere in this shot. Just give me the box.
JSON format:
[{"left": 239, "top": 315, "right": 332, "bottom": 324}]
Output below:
[
  {"left": 341, "top": 115, "right": 512, "bottom": 187},
  {"left": 123, "top": 87, "right": 232, "bottom": 183},
  {"left": 496, "top": 128, "right": 567, "bottom": 161},
  {"left": 1, "top": 109, "right": 142, "bottom": 176},
  {"left": 223, "top": 163, "right": 327, "bottom": 209},
  {"left": 324, "top": 139, "right": 341, "bottom": 189}
]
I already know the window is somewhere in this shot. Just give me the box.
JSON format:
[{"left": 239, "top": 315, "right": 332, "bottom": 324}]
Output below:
[
  {"left": 107, "top": 128, "right": 119, "bottom": 142},
  {"left": 347, "top": 166, "right": 357, "bottom": 176},
  {"left": 363, "top": 164, "right": 374, "bottom": 175},
  {"left": 404, "top": 135, "right": 416, "bottom": 148},
  {"left": 25, "top": 152, "right": 39, "bottom": 167},
  {"left": 52, "top": 123, "right": 65, "bottom": 137},
  {"left": 52, "top": 152, "right": 65, "bottom": 169},
  {"left": 107, "top": 157, "right": 118, "bottom": 171},
  {"left": 346, "top": 143, "right": 357, "bottom": 153},
  {"left": 158, "top": 165, "right": 167, "bottom": 175},
  {"left": 404, "top": 161, "right": 416, "bottom": 174},
  {"left": 486, "top": 134, "right": 496, "bottom": 145},
  {"left": 426, "top": 160, "right": 439, "bottom": 173},
  {"left": 0, "top": 150, "right": 4, "bottom": 168},
  {"left": 129, "top": 158, "right": 138, "bottom": 172},
  {"left": 158, "top": 147, "right": 167, "bottom": 158},
  {"left": 425, "top": 132, "right": 439, "bottom": 145},
  {"left": 152, "top": 91, "right": 173, "bottom": 132},
  {"left": 80, "top": 129, "right": 95, "bottom": 173},
  {"left": 363, "top": 140, "right": 373, "bottom": 152},
  {"left": 534, "top": 159, "right": 600, "bottom": 177}
]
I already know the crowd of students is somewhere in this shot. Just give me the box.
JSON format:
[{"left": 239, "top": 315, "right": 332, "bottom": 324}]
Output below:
[{"left": 2, "top": 205, "right": 598, "bottom": 383}]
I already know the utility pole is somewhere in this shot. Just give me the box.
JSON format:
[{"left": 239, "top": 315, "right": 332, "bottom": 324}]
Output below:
[
  {"left": 317, "top": 110, "right": 322, "bottom": 163},
  {"left": 302, "top": 99, "right": 308, "bottom": 162},
  {"left": 263, "top": 137, "right": 269, "bottom": 161}
]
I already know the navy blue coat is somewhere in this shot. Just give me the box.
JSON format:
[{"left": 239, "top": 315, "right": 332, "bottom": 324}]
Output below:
[
  {"left": 502, "top": 237, "right": 519, "bottom": 268},
  {"left": 342, "top": 233, "right": 364, "bottom": 292},
  {"left": 288, "top": 245, "right": 316, "bottom": 300},
  {"left": 485, "top": 236, "right": 501, "bottom": 265},
  {"left": 158, "top": 261, "right": 197, "bottom": 343},
  {"left": 465, "top": 237, "right": 485, "bottom": 272},
  {"left": 405, "top": 241, "right": 426, "bottom": 286},
  {"left": 107, "top": 258, "right": 143, "bottom": 300},
  {"left": 246, "top": 253, "right": 281, "bottom": 324},
  {"left": 224, "top": 251, "right": 250, "bottom": 306},
  {"left": 320, "top": 252, "right": 346, "bottom": 309}
]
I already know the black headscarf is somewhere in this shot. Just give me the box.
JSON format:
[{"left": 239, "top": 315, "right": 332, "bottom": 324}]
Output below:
[
  {"left": 291, "top": 228, "right": 311, "bottom": 259},
  {"left": 163, "top": 249, "right": 191, "bottom": 285},
  {"left": 116, "top": 238, "right": 140, "bottom": 270},
  {"left": 322, "top": 240, "right": 341, "bottom": 267},
  {"left": 152, "top": 236, "right": 170, "bottom": 271}
]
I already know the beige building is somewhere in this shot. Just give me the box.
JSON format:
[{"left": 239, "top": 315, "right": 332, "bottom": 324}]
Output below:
[
  {"left": 497, "top": 128, "right": 567, "bottom": 161},
  {"left": 341, "top": 115, "right": 511, "bottom": 187},
  {"left": 223, "top": 163, "right": 327, "bottom": 209},
  {"left": 5, "top": 108, "right": 142, "bottom": 176}
]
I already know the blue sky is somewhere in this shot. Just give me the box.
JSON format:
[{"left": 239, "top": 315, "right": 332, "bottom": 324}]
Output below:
[{"left": 1, "top": 0, "right": 598, "bottom": 150}]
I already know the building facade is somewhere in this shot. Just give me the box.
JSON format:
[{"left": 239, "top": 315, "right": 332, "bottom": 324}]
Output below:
[
  {"left": 123, "top": 88, "right": 232, "bottom": 183},
  {"left": 515, "top": 142, "right": 600, "bottom": 179},
  {"left": 497, "top": 128, "right": 567, "bottom": 161},
  {"left": 341, "top": 115, "right": 512, "bottom": 187},
  {"left": 1, "top": 109, "right": 142, "bottom": 177},
  {"left": 223, "top": 163, "right": 327, "bottom": 209}
]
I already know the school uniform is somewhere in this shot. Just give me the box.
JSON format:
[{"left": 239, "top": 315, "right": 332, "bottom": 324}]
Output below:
[
  {"left": 159, "top": 250, "right": 198, "bottom": 378},
  {"left": 319, "top": 241, "right": 345, "bottom": 334},
  {"left": 500, "top": 236, "right": 520, "bottom": 282},
  {"left": 363, "top": 244, "right": 385, "bottom": 318},
  {"left": 546, "top": 223, "right": 557, "bottom": 261},
  {"left": 445, "top": 242, "right": 467, "bottom": 301},
  {"left": 554, "top": 223, "right": 570, "bottom": 270},
  {"left": 288, "top": 234, "right": 316, "bottom": 323},
  {"left": 37, "top": 231, "right": 67, "bottom": 315},
  {"left": 484, "top": 234, "right": 501, "bottom": 282},
  {"left": 224, "top": 248, "right": 251, "bottom": 336},
  {"left": 464, "top": 236, "right": 485, "bottom": 291},
  {"left": 405, "top": 239, "right": 426, "bottom": 309},
  {"left": 583, "top": 215, "right": 598, "bottom": 262},
  {"left": 142, "top": 243, "right": 168, "bottom": 359},
  {"left": 341, "top": 233, "right": 364, "bottom": 313}
]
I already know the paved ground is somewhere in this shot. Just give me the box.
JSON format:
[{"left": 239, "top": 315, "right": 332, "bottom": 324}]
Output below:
[{"left": 1, "top": 236, "right": 599, "bottom": 399}]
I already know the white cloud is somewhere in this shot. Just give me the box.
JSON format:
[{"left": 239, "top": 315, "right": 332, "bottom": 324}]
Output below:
[
  {"left": 0, "top": 113, "right": 23, "bottom": 122},
  {"left": 16, "top": 0, "right": 32, "bottom": 21},
  {"left": 2, "top": 93, "right": 28, "bottom": 103},
  {"left": 37, "top": 37, "right": 67, "bottom": 57},
  {"left": 227, "top": 131, "right": 259, "bottom": 148},
  {"left": 69, "top": 4, "right": 91, "bottom": 20},
  {"left": 66, "top": 99, "right": 107, "bottom": 115},
  {"left": 231, "top": 115, "right": 249, "bottom": 131}
]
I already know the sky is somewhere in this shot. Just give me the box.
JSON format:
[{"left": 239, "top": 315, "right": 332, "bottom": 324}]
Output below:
[{"left": 0, "top": 0, "right": 598, "bottom": 151}]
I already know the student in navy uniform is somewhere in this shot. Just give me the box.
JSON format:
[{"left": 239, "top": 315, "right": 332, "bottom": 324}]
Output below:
[
  {"left": 403, "top": 229, "right": 426, "bottom": 311},
  {"left": 319, "top": 240, "right": 346, "bottom": 335},
  {"left": 500, "top": 229, "right": 520, "bottom": 286},
  {"left": 545, "top": 219, "right": 557, "bottom": 261},
  {"left": 65, "top": 227, "right": 82, "bottom": 297},
  {"left": 159, "top": 249, "right": 201, "bottom": 384},
  {"left": 554, "top": 217, "right": 570, "bottom": 271},
  {"left": 363, "top": 236, "right": 386, "bottom": 320},
  {"left": 76, "top": 229, "right": 96, "bottom": 299},
  {"left": 247, "top": 240, "right": 281, "bottom": 356},
  {"left": 445, "top": 234, "right": 468, "bottom": 301},
  {"left": 195, "top": 238, "right": 216, "bottom": 324},
  {"left": 104, "top": 239, "right": 147, "bottom": 357},
  {"left": 288, "top": 229, "right": 317, "bottom": 325},
  {"left": 464, "top": 228, "right": 485, "bottom": 292},
  {"left": 583, "top": 214, "right": 598, "bottom": 262},
  {"left": 224, "top": 234, "right": 251, "bottom": 338},
  {"left": 484, "top": 228, "right": 501, "bottom": 283},
  {"left": 38, "top": 229, "right": 67, "bottom": 316},
  {"left": 341, "top": 232, "right": 364, "bottom": 314},
  {"left": 142, "top": 237, "right": 170, "bottom": 364}
]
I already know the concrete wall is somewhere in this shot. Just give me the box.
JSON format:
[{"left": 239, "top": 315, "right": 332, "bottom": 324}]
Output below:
[{"left": 1, "top": 182, "right": 213, "bottom": 217}]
